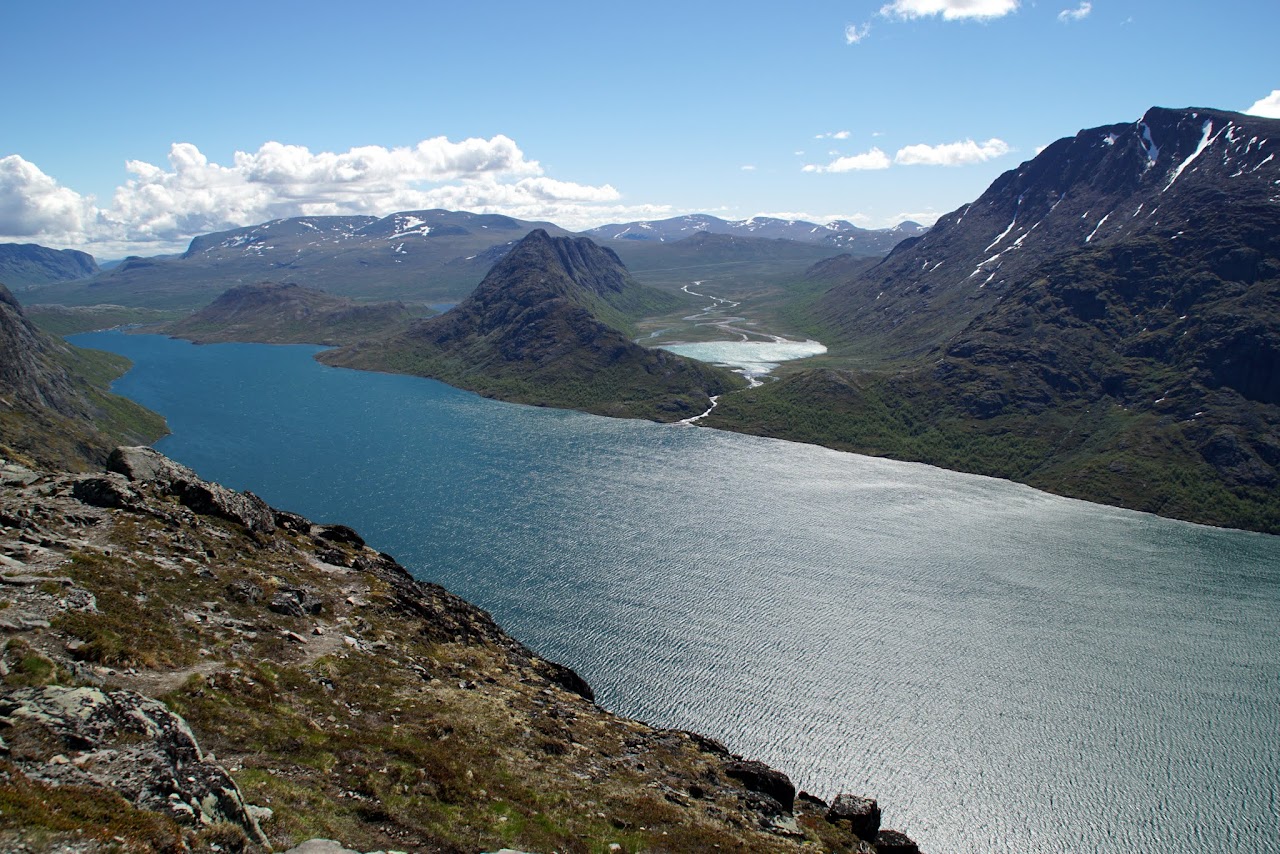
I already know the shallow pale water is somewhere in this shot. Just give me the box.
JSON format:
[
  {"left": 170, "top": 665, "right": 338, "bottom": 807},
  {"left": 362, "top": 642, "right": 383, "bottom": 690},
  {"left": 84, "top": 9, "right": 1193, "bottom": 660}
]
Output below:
[
  {"left": 660, "top": 339, "right": 827, "bottom": 379},
  {"left": 75, "top": 331, "right": 1280, "bottom": 854}
]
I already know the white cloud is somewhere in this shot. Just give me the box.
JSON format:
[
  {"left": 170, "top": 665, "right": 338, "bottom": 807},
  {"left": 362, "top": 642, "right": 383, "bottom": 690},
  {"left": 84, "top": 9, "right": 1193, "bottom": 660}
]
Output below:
[
  {"left": 880, "top": 0, "right": 1019, "bottom": 20},
  {"left": 1245, "top": 90, "right": 1280, "bottom": 119},
  {"left": 1057, "top": 2, "right": 1091, "bottom": 22},
  {"left": 815, "top": 130, "right": 852, "bottom": 140},
  {"left": 891, "top": 210, "right": 943, "bottom": 226},
  {"left": 740, "top": 165, "right": 757, "bottom": 171},
  {"left": 1, "top": 135, "right": 655, "bottom": 255},
  {"left": 802, "top": 148, "right": 893, "bottom": 173},
  {"left": 894, "top": 137, "right": 1011, "bottom": 165},
  {"left": 845, "top": 22, "right": 872, "bottom": 44},
  {"left": 0, "top": 155, "right": 97, "bottom": 242}
]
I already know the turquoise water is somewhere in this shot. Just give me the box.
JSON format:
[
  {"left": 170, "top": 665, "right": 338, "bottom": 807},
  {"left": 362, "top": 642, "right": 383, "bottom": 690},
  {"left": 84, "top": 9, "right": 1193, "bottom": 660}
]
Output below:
[{"left": 75, "top": 331, "right": 1280, "bottom": 854}]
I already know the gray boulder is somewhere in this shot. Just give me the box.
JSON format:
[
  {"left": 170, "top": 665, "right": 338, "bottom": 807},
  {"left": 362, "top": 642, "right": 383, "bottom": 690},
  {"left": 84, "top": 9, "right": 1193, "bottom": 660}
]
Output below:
[
  {"left": 827, "top": 793, "right": 881, "bottom": 842},
  {"left": 875, "top": 828, "right": 922, "bottom": 853},
  {"left": 0, "top": 685, "right": 267, "bottom": 845}
]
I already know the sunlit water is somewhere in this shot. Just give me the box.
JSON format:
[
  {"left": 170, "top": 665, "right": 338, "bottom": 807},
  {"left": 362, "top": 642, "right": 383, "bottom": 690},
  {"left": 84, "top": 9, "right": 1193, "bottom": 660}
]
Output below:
[
  {"left": 661, "top": 339, "right": 827, "bottom": 380},
  {"left": 75, "top": 331, "right": 1280, "bottom": 854}
]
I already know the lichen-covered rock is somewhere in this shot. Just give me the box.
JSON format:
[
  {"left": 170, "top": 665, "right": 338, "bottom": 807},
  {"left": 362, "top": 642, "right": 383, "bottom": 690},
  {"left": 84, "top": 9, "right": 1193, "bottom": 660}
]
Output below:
[
  {"left": 875, "top": 828, "right": 923, "bottom": 853},
  {"left": 827, "top": 793, "right": 881, "bottom": 841},
  {"left": 0, "top": 685, "right": 266, "bottom": 845},
  {"left": 70, "top": 472, "right": 144, "bottom": 510},
  {"left": 724, "top": 758, "right": 796, "bottom": 813},
  {"left": 108, "top": 446, "right": 275, "bottom": 533}
]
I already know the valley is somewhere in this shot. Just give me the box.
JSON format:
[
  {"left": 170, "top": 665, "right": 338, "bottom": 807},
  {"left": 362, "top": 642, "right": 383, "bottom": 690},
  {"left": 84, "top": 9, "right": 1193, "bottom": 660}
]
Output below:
[{"left": 0, "top": 100, "right": 1276, "bottom": 854}]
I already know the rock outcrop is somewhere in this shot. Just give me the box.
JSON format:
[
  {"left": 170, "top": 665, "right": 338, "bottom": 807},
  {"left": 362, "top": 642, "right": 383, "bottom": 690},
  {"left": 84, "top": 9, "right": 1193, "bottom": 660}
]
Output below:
[
  {"left": 0, "top": 685, "right": 266, "bottom": 845},
  {"left": 105, "top": 445, "right": 275, "bottom": 532}
]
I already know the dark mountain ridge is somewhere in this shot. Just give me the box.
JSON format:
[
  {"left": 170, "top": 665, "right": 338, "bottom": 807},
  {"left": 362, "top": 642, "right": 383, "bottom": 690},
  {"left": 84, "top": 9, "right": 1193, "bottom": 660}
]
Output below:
[
  {"left": 163, "top": 281, "right": 418, "bottom": 345},
  {"left": 321, "top": 229, "right": 744, "bottom": 421},
  {"left": 817, "top": 106, "right": 1279, "bottom": 360},
  {"left": 0, "top": 243, "right": 99, "bottom": 290},
  {"left": 707, "top": 106, "right": 1280, "bottom": 533}
]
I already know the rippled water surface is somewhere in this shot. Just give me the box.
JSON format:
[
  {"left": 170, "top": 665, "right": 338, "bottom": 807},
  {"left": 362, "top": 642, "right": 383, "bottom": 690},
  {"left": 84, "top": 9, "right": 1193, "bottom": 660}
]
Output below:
[
  {"left": 661, "top": 339, "right": 827, "bottom": 378},
  {"left": 76, "top": 331, "right": 1280, "bottom": 854}
]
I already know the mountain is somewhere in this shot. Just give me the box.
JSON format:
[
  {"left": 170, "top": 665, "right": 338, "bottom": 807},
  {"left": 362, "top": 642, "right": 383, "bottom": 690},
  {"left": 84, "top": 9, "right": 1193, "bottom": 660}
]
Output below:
[
  {"left": 320, "top": 229, "right": 745, "bottom": 421},
  {"left": 26, "top": 210, "right": 575, "bottom": 310},
  {"left": 0, "top": 283, "right": 165, "bottom": 470},
  {"left": 0, "top": 243, "right": 99, "bottom": 290},
  {"left": 585, "top": 213, "right": 926, "bottom": 255},
  {"left": 163, "top": 281, "right": 420, "bottom": 345},
  {"left": 706, "top": 106, "right": 1280, "bottom": 533}
]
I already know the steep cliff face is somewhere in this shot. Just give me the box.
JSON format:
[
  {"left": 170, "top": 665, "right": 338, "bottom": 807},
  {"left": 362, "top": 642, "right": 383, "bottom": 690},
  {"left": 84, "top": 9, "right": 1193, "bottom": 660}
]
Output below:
[
  {"left": 0, "top": 283, "right": 165, "bottom": 469},
  {"left": 322, "top": 229, "right": 744, "bottom": 421},
  {"left": 0, "top": 448, "right": 919, "bottom": 853}
]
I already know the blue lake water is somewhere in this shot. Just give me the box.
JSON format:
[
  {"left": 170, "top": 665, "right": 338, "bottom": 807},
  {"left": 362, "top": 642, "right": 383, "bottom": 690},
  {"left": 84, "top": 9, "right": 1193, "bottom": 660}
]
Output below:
[{"left": 74, "top": 331, "right": 1280, "bottom": 854}]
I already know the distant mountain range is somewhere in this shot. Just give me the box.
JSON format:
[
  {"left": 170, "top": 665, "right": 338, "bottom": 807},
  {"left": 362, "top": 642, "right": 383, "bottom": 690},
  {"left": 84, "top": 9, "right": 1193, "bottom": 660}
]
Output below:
[
  {"left": 320, "top": 230, "right": 744, "bottom": 421},
  {"left": 0, "top": 243, "right": 99, "bottom": 289},
  {"left": 23, "top": 211, "right": 575, "bottom": 310},
  {"left": 163, "top": 282, "right": 420, "bottom": 345},
  {"left": 584, "top": 213, "right": 927, "bottom": 254},
  {"left": 708, "top": 106, "right": 1280, "bottom": 533},
  {"left": 18, "top": 209, "right": 912, "bottom": 312}
]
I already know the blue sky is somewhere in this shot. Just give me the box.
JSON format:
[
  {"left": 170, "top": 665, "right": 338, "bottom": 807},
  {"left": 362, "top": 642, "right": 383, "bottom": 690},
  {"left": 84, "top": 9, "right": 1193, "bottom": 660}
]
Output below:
[{"left": 4, "top": 0, "right": 1278, "bottom": 257}]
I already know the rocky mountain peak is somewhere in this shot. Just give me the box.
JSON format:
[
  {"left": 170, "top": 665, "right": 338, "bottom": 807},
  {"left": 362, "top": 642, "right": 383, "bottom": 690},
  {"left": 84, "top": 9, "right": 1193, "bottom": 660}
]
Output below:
[
  {"left": 819, "top": 105, "right": 1280, "bottom": 357},
  {"left": 486, "top": 228, "right": 630, "bottom": 298}
]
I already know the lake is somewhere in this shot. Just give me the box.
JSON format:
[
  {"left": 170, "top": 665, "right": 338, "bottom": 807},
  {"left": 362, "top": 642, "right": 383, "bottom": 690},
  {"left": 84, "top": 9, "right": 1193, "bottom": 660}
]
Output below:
[{"left": 74, "top": 331, "right": 1280, "bottom": 854}]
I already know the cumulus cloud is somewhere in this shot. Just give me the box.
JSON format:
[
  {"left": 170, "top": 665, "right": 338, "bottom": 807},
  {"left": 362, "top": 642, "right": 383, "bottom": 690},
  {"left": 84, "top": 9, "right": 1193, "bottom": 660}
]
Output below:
[
  {"left": 891, "top": 210, "right": 943, "bottom": 226},
  {"left": 1057, "top": 2, "right": 1091, "bottom": 22},
  {"left": 880, "top": 0, "right": 1019, "bottom": 20},
  {"left": 894, "top": 137, "right": 1011, "bottom": 165},
  {"left": 1, "top": 135, "right": 652, "bottom": 255},
  {"left": 845, "top": 22, "right": 872, "bottom": 44},
  {"left": 802, "top": 148, "right": 893, "bottom": 173},
  {"left": 1245, "top": 90, "right": 1280, "bottom": 119},
  {"left": 815, "top": 130, "right": 852, "bottom": 140},
  {"left": 0, "top": 155, "right": 97, "bottom": 241}
]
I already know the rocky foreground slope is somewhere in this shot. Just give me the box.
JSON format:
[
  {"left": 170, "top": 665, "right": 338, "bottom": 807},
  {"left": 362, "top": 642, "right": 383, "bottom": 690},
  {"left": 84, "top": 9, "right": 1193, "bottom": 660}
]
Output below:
[{"left": 0, "top": 446, "right": 920, "bottom": 853}]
